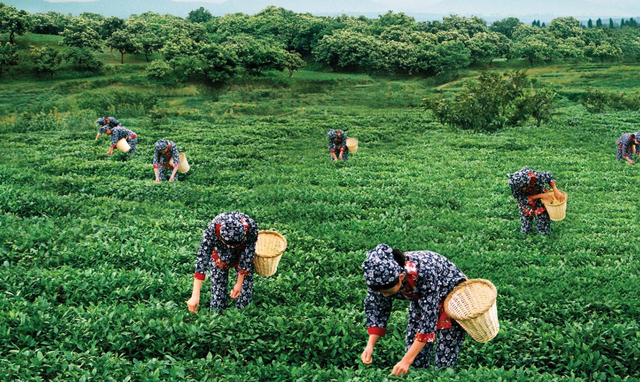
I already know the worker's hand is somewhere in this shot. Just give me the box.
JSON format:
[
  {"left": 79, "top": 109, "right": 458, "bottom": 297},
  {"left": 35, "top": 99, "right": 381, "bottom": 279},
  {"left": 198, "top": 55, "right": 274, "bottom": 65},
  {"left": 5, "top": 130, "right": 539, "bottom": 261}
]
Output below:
[
  {"left": 169, "top": 176, "right": 175, "bottom": 183},
  {"left": 230, "top": 283, "right": 242, "bottom": 299},
  {"left": 361, "top": 346, "right": 374, "bottom": 365},
  {"left": 338, "top": 154, "right": 343, "bottom": 161},
  {"left": 106, "top": 148, "right": 114, "bottom": 155},
  {"left": 154, "top": 178, "right": 160, "bottom": 184},
  {"left": 626, "top": 157, "right": 635, "bottom": 164},
  {"left": 554, "top": 189, "right": 564, "bottom": 202},
  {"left": 186, "top": 296, "right": 199, "bottom": 313},
  {"left": 390, "top": 360, "right": 411, "bottom": 377}
]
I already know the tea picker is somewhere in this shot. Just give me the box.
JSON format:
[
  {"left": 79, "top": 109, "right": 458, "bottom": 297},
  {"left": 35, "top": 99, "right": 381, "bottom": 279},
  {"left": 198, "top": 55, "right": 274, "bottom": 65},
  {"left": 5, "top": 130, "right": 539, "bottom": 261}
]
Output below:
[
  {"left": 187, "top": 211, "right": 259, "bottom": 312},
  {"left": 360, "top": 244, "right": 470, "bottom": 376},
  {"left": 96, "top": 124, "right": 138, "bottom": 156},
  {"left": 153, "top": 139, "right": 181, "bottom": 183},
  {"left": 616, "top": 133, "right": 640, "bottom": 164},
  {"left": 507, "top": 167, "right": 565, "bottom": 236},
  {"left": 328, "top": 129, "right": 349, "bottom": 161}
]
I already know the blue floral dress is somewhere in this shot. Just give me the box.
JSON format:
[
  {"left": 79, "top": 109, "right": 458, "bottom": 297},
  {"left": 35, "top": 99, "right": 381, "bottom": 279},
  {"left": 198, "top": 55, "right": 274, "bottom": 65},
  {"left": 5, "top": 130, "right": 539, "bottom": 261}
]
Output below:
[
  {"left": 364, "top": 244, "right": 467, "bottom": 369},
  {"left": 194, "top": 212, "right": 259, "bottom": 311}
]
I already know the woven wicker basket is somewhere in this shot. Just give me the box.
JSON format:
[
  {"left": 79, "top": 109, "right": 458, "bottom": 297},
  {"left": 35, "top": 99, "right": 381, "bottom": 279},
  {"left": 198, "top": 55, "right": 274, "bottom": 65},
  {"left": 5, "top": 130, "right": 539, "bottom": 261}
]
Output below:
[
  {"left": 169, "top": 153, "right": 190, "bottom": 174},
  {"left": 254, "top": 231, "right": 287, "bottom": 277},
  {"left": 540, "top": 190, "right": 567, "bottom": 222},
  {"left": 116, "top": 138, "right": 131, "bottom": 153},
  {"left": 444, "top": 279, "right": 499, "bottom": 343},
  {"left": 346, "top": 137, "right": 358, "bottom": 153}
]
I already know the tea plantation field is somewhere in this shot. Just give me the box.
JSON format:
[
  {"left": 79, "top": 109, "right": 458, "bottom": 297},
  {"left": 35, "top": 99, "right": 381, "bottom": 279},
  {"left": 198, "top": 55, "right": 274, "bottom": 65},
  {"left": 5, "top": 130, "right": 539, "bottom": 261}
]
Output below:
[{"left": 1, "top": 60, "right": 640, "bottom": 381}]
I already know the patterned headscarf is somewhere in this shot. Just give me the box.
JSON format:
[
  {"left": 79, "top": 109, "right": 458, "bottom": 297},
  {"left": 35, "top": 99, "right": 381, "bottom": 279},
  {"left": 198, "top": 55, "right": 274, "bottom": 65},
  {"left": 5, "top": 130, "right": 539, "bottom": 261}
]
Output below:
[
  {"left": 327, "top": 129, "right": 344, "bottom": 140},
  {"left": 362, "top": 244, "right": 403, "bottom": 287},
  {"left": 219, "top": 213, "right": 248, "bottom": 244},
  {"left": 507, "top": 166, "right": 533, "bottom": 188},
  {"left": 98, "top": 124, "right": 110, "bottom": 134},
  {"left": 96, "top": 117, "right": 107, "bottom": 126},
  {"left": 155, "top": 139, "right": 169, "bottom": 152}
]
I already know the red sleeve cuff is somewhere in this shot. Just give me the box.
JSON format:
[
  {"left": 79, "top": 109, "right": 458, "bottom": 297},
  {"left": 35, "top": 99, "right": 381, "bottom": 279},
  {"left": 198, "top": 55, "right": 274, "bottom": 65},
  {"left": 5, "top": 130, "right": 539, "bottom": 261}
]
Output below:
[
  {"left": 330, "top": 150, "right": 335, "bottom": 154},
  {"left": 153, "top": 165, "right": 159, "bottom": 169},
  {"left": 237, "top": 268, "right": 249, "bottom": 277},
  {"left": 367, "top": 327, "right": 387, "bottom": 337},
  {"left": 194, "top": 273, "right": 205, "bottom": 280},
  {"left": 111, "top": 145, "right": 116, "bottom": 149},
  {"left": 549, "top": 181, "right": 556, "bottom": 188},
  {"left": 340, "top": 148, "right": 345, "bottom": 152},
  {"left": 527, "top": 197, "right": 534, "bottom": 204},
  {"left": 415, "top": 332, "right": 436, "bottom": 343}
]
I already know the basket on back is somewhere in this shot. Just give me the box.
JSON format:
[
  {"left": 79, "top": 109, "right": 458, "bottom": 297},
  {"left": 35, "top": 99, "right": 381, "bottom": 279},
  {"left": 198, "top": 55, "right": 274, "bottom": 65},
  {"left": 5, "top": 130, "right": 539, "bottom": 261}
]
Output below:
[
  {"left": 540, "top": 190, "right": 567, "bottom": 221},
  {"left": 346, "top": 137, "right": 358, "bottom": 153},
  {"left": 116, "top": 139, "right": 131, "bottom": 153},
  {"left": 254, "top": 231, "right": 287, "bottom": 277},
  {"left": 444, "top": 279, "right": 499, "bottom": 343},
  {"left": 169, "top": 153, "right": 190, "bottom": 174}
]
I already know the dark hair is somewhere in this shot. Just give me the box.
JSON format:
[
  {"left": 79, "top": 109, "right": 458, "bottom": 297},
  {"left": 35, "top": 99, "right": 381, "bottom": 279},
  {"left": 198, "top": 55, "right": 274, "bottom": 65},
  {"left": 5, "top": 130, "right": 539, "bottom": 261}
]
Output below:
[
  {"left": 392, "top": 248, "right": 406, "bottom": 267},
  {"left": 369, "top": 248, "right": 406, "bottom": 292}
]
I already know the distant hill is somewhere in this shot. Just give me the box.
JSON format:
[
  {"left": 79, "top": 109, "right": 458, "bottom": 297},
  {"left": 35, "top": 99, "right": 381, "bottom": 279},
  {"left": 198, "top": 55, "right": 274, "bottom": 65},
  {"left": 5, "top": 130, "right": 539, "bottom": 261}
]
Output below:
[
  {"left": 3, "top": 0, "right": 387, "bottom": 17},
  {"left": 3, "top": 0, "right": 638, "bottom": 19},
  {"left": 426, "top": 0, "right": 635, "bottom": 18}
]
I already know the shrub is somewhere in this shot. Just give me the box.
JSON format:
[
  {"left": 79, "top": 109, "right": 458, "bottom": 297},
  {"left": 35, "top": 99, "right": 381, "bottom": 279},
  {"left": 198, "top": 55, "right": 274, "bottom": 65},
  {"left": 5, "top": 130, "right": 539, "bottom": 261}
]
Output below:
[
  {"left": 580, "top": 88, "right": 640, "bottom": 113},
  {"left": 425, "top": 71, "right": 556, "bottom": 131}
]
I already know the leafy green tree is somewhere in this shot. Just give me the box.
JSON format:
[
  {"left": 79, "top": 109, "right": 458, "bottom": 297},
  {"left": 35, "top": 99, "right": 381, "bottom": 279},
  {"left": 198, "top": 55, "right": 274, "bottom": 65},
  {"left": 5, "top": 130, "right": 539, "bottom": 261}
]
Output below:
[
  {"left": 199, "top": 43, "right": 239, "bottom": 83},
  {"left": 584, "top": 29, "right": 622, "bottom": 62},
  {"left": 596, "top": 18, "right": 603, "bottom": 28},
  {"left": 555, "top": 37, "right": 585, "bottom": 61},
  {"left": 284, "top": 50, "right": 305, "bottom": 77},
  {"left": 62, "top": 47, "right": 103, "bottom": 71},
  {"left": 290, "top": 14, "right": 331, "bottom": 53},
  {"left": 107, "top": 30, "right": 142, "bottom": 64},
  {"left": 101, "top": 17, "right": 125, "bottom": 39},
  {"left": 61, "top": 18, "right": 102, "bottom": 50},
  {"left": 618, "top": 28, "right": 640, "bottom": 61},
  {"left": 490, "top": 17, "right": 523, "bottom": 39},
  {"left": 548, "top": 17, "right": 584, "bottom": 40},
  {"left": 313, "top": 30, "right": 385, "bottom": 73},
  {"left": 433, "top": 40, "right": 472, "bottom": 74},
  {"left": 250, "top": 6, "right": 299, "bottom": 50},
  {"left": 228, "top": 34, "right": 287, "bottom": 75},
  {"left": 440, "top": 15, "right": 487, "bottom": 38},
  {"left": 29, "top": 46, "right": 62, "bottom": 78},
  {"left": 30, "top": 12, "right": 70, "bottom": 35},
  {"left": 511, "top": 33, "right": 555, "bottom": 66},
  {"left": 468, "top": 31, "right": 508, "bottom": 66},
  {"left": 0, "top": 42, "right": 18, "bottom": 77},
  {"left": 187, "top": 7, "right": 213, "bottom": 23},
  {"left": 587, "top": 19, "right": 593, "bottom": 28},
  {"left": 0, "top": 5, "right": 31, "bottom": 44},
  {"left": 609, "top": 18, "right": 615, "bottom": 29}
]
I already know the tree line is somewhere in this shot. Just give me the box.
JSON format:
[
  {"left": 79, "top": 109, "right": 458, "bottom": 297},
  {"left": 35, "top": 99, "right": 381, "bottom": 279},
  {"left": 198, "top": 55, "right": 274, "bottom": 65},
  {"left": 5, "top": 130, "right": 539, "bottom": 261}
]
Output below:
[{"left": 2, "top": 2, "right": 640, "bottom": 81}]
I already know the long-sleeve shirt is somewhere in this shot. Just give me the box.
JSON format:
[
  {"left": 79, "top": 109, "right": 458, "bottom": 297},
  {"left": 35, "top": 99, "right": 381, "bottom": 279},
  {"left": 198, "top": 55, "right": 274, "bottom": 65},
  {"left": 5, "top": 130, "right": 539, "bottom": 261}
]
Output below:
[
  {"left": 110, "top": 127, "right": 137, "bottom": 149},
  {"left": 328, "top": 131, "right": 348, "bottom": 154},
  {"left": 194, "top": 212, "right": 259, "bottom": 280},
  {"left": 153, "top": 140, "right": 180, "bottom": 169},
  {"left": 617, "top": 133, "right": 638, "bottom": 159},
  {"left": 509, "top": 170, "right": 555, "bottom": 216},
  {"left": 364, "top": 249, "right": 466, "bottom": 343}
]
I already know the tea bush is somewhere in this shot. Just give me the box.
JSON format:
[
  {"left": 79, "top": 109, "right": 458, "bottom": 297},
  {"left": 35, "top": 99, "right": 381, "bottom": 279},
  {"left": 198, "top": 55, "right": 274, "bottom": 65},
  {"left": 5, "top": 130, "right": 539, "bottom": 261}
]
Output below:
[{"left": 0, "top": 64, "right": 639, "bottom": 381}]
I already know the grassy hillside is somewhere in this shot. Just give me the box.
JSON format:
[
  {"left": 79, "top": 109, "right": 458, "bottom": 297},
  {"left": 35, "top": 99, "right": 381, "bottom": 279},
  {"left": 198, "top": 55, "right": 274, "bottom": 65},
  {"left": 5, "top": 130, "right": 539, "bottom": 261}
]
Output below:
[{"left": 1, "top": 34, "right": 639, "bottom": 381}]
